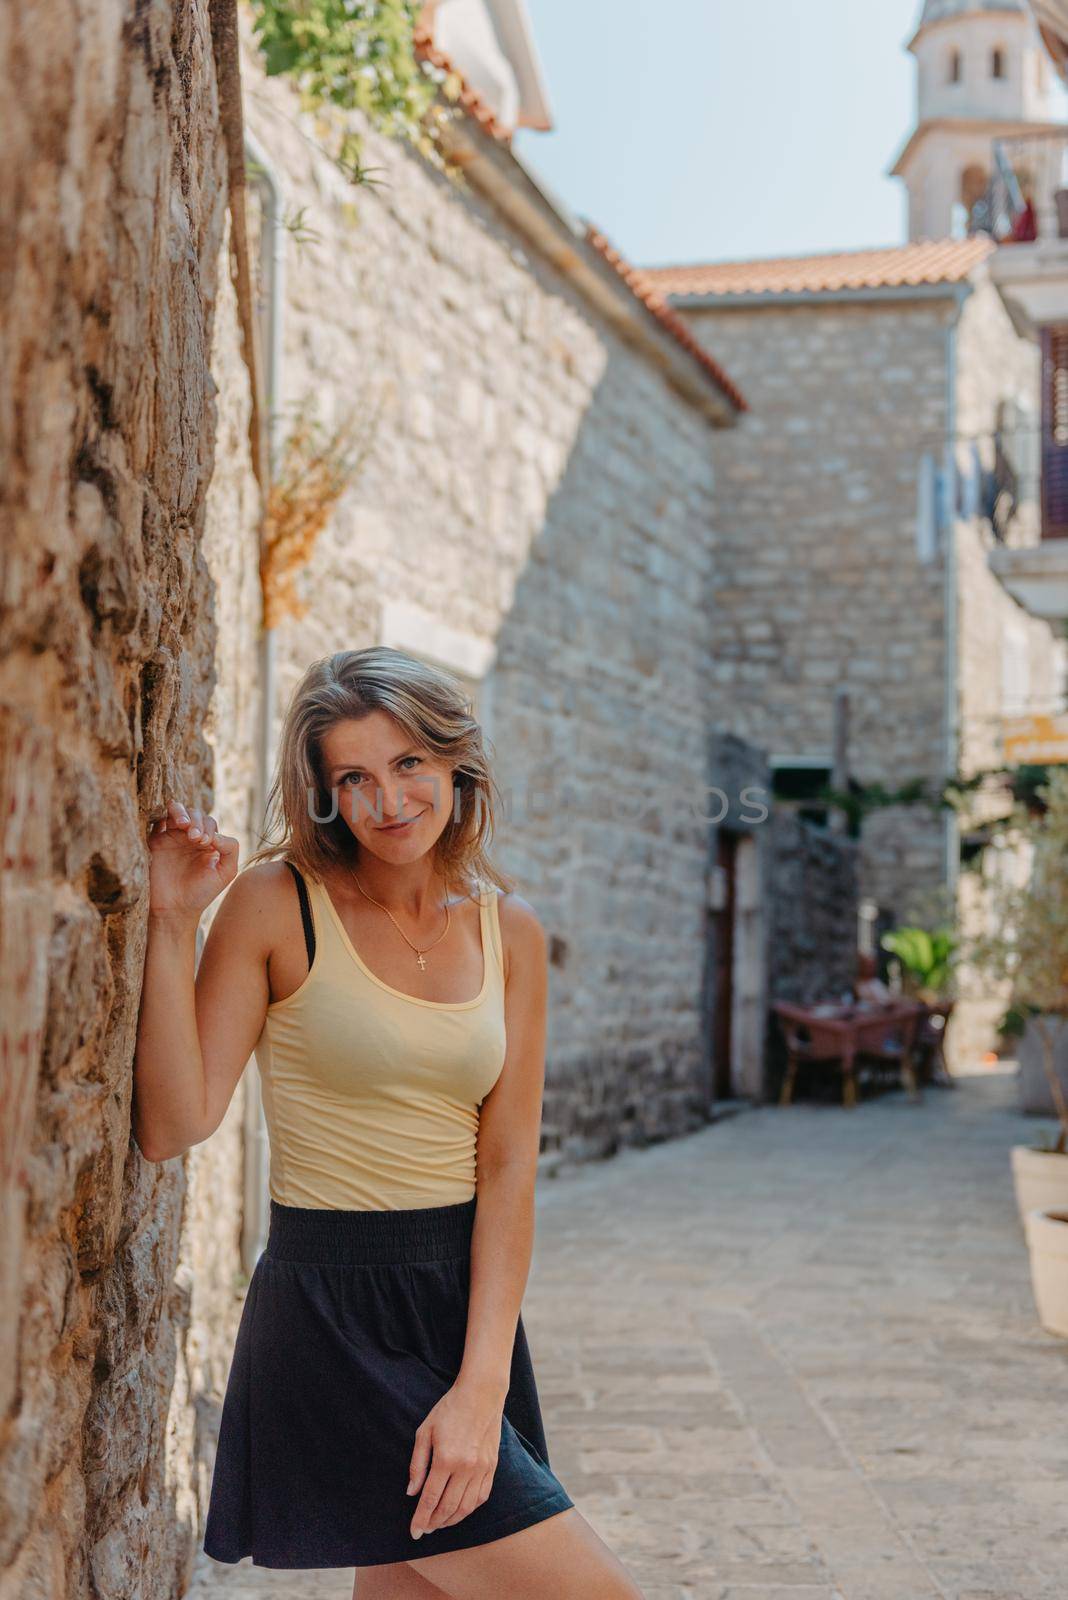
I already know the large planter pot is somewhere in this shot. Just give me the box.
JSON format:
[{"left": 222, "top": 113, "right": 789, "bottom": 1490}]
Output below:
[
  {"left": 1024, "top": 1209, "right": 1068, "bottom": 1338},
  {"left": 1011, "top": 1144, "right": 1068, "bottom": 1223},
  {"left": 1016, "top": 1017, "right": 1068, "bottom": 1115}
]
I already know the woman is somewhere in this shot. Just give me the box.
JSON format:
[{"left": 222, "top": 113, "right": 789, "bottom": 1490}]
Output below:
[{"left": 133, "top": 647, "right": 645, "bottom": 1599}]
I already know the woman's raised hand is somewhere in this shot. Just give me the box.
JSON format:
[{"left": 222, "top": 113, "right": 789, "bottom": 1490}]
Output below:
[{"left": 147, "top": 800, "right": 240, "bottom": 920}]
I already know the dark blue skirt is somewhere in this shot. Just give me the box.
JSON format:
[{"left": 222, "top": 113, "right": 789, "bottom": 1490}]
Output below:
[{"left": 201, "top": 1194, "right": 574, "bottom": 1568}]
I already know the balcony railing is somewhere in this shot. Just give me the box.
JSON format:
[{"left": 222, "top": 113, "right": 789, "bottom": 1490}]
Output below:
[{"left": 980, "top": 131, "right": 1068, "bottom": 243}]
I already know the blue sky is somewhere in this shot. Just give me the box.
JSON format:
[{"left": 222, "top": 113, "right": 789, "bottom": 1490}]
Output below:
[{"left": 513, "top": 0, "right": 923, "bottom": 267}]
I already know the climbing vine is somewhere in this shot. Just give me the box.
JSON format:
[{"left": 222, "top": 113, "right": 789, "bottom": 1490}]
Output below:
[
  {"left": 814, "top": 776, "right": 932, "bottom": 834},
  {"left": 248, "top": 0, "right": 455, "bottom": 182},
  {"left": 811, "top": 764, "right": 1055, "bottom": 841}
]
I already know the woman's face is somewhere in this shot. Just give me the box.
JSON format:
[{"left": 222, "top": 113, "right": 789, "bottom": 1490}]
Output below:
[{"left": 320, "top": 711, "right": 457, "bottom": 863}]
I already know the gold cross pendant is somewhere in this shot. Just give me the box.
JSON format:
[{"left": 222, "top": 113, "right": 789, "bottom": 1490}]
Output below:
[{"left": 416, "top": 953, "right": 427, "bottom": 970}]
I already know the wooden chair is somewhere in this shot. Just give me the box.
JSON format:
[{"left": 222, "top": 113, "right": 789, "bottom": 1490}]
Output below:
[
  {"left": 915, "top": 999, "right": 955, "bottom": 1087},
  {"left": 851, "top": 1003, "right": 925, "bottom": 1104},
  {"left": 774, "top": 1002, "right": 860, "bottom": 1109}
]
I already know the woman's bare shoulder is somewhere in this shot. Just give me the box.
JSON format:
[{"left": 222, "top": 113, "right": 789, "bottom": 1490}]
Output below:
[
  {"left": 495, "top": 890, "right": 547, "bottom": 981},
  {"left": 216, "top": 858, "right": 304, "bottom": 934},
  {"left": 495, "top": 887, "right": 541, "bottom": 924}
]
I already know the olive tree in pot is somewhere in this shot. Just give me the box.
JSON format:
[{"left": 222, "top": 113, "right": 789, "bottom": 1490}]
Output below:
[{"left": 968, "top": 767, "right": 1068, "bottom": 1338}]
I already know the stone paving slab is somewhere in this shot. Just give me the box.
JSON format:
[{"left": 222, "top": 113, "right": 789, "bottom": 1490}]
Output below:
[{"left": 191, "top": 1069, "right": 1068, "bottom": 1599}]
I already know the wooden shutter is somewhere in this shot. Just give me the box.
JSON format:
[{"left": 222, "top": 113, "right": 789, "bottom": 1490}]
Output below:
[{"left": 1041, "top": 325, "right": 1068, "bottom": 538}]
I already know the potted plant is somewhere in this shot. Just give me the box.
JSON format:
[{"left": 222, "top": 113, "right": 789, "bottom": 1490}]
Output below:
[
  {"left": 880, "top": 924, "right": 957, "bottom": 1002},
  {"left": 1014, "top": 1005, "right": 1068, "bottom": 1116},
  {"left": 968, "top": 768, "right": 1068, "bottom": 1338},
  {"left": 880, "top": 924, "right": 958, "bottom": 1086}
]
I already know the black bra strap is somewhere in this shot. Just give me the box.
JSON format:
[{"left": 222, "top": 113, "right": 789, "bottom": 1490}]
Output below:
[{"left": 286, "top": 861, "right": 316, "bottom": 969}]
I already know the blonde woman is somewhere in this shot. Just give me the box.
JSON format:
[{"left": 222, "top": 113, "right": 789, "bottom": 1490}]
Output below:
[{"left": 134, "top": 647, "right": 644, "bottom": 1599}]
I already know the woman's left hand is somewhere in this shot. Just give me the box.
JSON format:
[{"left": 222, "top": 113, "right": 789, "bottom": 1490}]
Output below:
[{"left": 407, "top": 1375, "right": 506, "bottom": 1538}]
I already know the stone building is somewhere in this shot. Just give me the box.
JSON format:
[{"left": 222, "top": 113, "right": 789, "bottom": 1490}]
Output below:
[{"left": 641, "top": 0, "right": 1068, "bottom": 1065}]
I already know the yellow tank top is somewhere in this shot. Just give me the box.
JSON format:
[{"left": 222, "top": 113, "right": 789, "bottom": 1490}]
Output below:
[{"left": 254, "top": 872, "right": 508, "bottom": 1210}]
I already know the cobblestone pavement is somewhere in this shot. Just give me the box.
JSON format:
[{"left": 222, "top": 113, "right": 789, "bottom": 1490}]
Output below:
[{"left": 191, "top": 1068, "right": 1068, "bottom": 1600}]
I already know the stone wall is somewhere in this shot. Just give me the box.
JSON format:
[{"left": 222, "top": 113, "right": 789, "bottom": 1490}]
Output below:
[
  {"left": 237, "top": 24, "right": 729, "bottom": 1166},
  {"left": 178, "top": 209, "right": 262, "bottom": 1569},
  {"left": 0, "top": 4, "right": 254, "bottom": 1595},
  {"left": 767, "top": 813, "right": 860, "bottom": 1009},
  {"left": 684, "top": 295, "right": 955, "bottom": 922},
  {"left": 765, "top": 812, "right": 861, "bottom": 1098}
]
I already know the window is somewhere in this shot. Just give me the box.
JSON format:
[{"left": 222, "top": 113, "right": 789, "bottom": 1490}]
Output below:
[
  {"left": 1041, "top": 325, "right": 1068, "bottom": 538},
  {"left": 770, "top": 760, "right": 834, "bottom": 830},
  {"left": 948, "top": 48, "right": 962, "bottom": 83},
  {"left": 992, "top": 46, "right": 1006, "bottom": 80}
]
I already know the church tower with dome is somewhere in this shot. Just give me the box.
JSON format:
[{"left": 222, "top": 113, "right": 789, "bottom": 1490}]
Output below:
[{"left": 892, "top": 0, "right": 1062, "bottom": 239}]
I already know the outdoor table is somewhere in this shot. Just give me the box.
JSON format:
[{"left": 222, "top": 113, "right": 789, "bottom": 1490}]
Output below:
[{"left": 772, "top": 998, "right": 926, "bottom": 1109}]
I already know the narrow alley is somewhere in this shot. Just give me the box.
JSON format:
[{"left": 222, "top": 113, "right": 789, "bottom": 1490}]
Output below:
[{"left": 193, "top": 1070, "right": 1067, "bottom": 1600}]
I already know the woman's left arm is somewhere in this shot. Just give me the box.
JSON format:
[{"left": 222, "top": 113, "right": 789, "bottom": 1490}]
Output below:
[{"left": 405, "top": 893, "right": 549, "bottom": 1538}]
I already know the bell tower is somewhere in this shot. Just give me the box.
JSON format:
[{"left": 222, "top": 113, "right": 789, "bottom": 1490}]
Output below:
[{"left": 892, "top": 0, "right": 1060, "bottom": 240}]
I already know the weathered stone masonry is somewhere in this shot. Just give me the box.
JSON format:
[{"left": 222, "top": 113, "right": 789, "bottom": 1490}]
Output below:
[
  {"left": 0, "top": 5, "right": 260, "bottom": 1595},
  {"left": 686, "top": 295, "right": 955, "bottom": 919}
]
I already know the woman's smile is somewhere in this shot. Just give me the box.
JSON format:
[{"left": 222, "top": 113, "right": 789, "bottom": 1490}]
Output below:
[{"left": 377, "top": 812, "right": 424, "bottom": 834}]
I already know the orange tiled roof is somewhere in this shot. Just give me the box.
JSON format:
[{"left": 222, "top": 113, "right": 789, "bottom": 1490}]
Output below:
[
  {"left": 639, "top": 237, "right": 996, "bottom": 300},
  {"left": 412, "top": 26, "right": 745, "bottom": 413},
  {"left": 586, "top": 228, "right": 748, "bottom": 412}
]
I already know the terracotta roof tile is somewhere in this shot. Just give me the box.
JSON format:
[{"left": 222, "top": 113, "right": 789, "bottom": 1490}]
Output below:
[
  {"left": 639, "top": 238, "right": 995, "bottom": 299},
  {"left": 585, "top": 228, "right": 748, "bottom": 412},
  {"left": 413, "top": 26, "right": 511, "bottom": 143},
  {"left": 412, "top": 26, "right": 744, "bottom": 413}
]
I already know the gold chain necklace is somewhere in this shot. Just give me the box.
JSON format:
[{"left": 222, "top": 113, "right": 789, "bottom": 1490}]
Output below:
[{"left": 349, "top": 868, "right": 452, "bottom": 971}]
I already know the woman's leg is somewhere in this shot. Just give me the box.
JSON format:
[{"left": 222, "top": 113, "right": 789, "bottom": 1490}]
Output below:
[
  {"left": 353, "top": 1561, "right": 451, "bottom": 1598},
  {"left": 406, "top": 1506, "right": 645, "bottom": 1599}
]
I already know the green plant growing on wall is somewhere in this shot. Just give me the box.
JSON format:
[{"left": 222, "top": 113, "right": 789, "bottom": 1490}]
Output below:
[
  {"left": 880, "top": 925, "right": 958, "bottom": 1001},
  {"left": 966, "top": 767, "right": 1068, "bottom": 1155},
  {"left": 818, "top": 765, "right": 1053, "bottom": 835},
  {"left": 815, "top": 776, "right": 934, "bottom": 835},
  {"left": 281, "top": 203, "right": 325, "bottom": 250},
  {"left": 249, "top": 0, "right": 454, "bottom": 182}
]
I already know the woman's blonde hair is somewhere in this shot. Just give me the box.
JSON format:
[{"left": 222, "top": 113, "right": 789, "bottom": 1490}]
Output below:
[{"left": 245, "top": 647, "right": 515, "bottom": 900}]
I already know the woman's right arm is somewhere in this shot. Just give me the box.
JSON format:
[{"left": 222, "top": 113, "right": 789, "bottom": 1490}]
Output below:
[{"left": 132, "top": 799, "right": 271, "bottom": 1163}]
